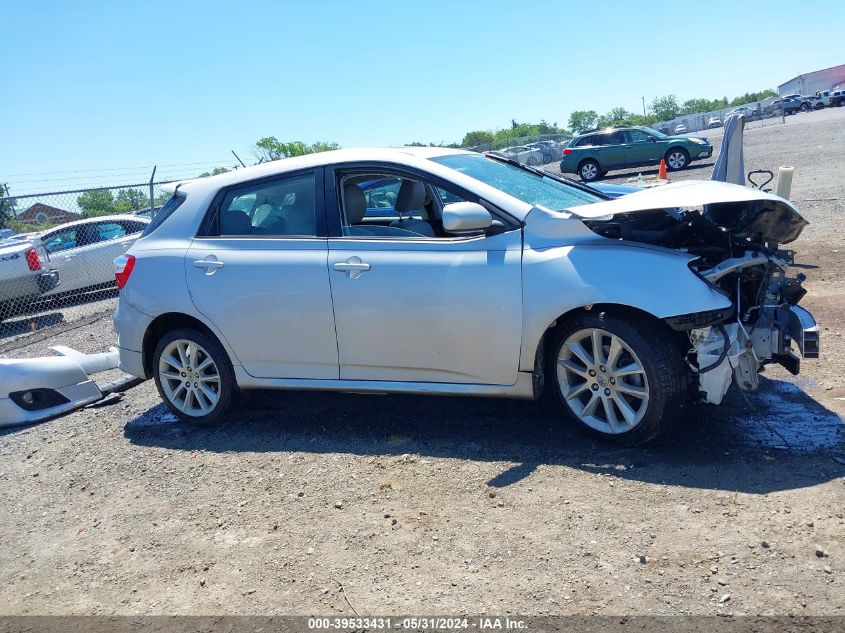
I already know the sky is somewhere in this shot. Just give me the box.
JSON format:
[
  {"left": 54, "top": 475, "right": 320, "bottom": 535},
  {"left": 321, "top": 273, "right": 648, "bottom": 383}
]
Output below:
[{"left": 2, "top": 0, "right": 843, "bottom": 193}]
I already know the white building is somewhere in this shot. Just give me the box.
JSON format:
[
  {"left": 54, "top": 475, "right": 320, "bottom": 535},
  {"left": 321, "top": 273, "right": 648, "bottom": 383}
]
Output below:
[{"left": 778, "top": 64, "right": 845, "bottom": 96}]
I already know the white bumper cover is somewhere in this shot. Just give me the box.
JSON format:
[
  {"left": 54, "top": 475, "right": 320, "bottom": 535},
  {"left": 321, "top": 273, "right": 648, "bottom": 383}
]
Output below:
[{"left": 0, "top": 347, "right": 127, "bottom": 427}]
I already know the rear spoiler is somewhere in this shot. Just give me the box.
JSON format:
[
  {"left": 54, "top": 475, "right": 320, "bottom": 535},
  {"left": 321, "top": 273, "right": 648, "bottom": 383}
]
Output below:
[{"left": 160, "top": 180, "right": 194, "bottom": 195}]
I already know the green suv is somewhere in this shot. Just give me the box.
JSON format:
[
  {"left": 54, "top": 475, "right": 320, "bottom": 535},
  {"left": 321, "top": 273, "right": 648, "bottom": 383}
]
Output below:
[{"left": 560, "top": 126, "right": 713, "bottom": 181}]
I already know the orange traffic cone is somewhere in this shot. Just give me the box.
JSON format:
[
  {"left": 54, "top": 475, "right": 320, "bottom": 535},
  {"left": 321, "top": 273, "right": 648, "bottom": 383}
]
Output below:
[{"left": 657, "top": 159, "right": 668, "bottom": 180}]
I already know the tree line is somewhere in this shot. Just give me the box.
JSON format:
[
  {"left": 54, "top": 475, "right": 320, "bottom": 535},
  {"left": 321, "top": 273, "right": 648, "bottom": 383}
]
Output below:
[{"left": 567, "top": 89, "right": 777, "bottom": 133}]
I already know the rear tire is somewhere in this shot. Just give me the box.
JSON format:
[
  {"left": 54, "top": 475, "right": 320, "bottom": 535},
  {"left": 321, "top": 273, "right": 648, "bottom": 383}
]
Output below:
[
  {"left": 578, "top": 159, "right": 601, "bottom": 182},
  {"left": 547, "top": 310, "right": 687, "bottom": 446},
  {"left": 152, "top": 327, "right": 238, "bottom": 424},
  {"left": 665, "top": 148, "right": 689, "bottom": 171}
]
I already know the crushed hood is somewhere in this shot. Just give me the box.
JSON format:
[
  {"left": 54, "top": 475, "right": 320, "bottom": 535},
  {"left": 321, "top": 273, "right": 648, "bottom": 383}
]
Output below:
[{"left": 566, "top": 180, "right": 808, "bottom": 244}]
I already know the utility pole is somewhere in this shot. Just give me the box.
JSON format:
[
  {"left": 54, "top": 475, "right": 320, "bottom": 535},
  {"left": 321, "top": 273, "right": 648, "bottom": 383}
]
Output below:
[{"left": 642, "top": 96, "right": 647, "bottom": 120}]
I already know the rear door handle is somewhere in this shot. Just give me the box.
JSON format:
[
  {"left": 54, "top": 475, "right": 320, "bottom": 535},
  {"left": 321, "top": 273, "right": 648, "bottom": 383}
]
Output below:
[
  {"left": 193, "top": 257, "right": 224, "bottom": 275},
  {"left": 333, "top": 257, "right": 370, "bottom": 279}
]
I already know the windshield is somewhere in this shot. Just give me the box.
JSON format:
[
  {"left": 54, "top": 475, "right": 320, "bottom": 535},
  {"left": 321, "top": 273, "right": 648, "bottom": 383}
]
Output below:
[
  {"left": 646, "top": 128, "right": 667, "bottom": 139},
  {"left": 431, "top": 154, "right": 600, "bottom": 211}
]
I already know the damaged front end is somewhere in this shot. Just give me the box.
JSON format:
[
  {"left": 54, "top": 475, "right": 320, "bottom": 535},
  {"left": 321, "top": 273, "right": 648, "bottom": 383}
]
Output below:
[{"left": 569, "top": 181, "right": 819, "bottom": 405}]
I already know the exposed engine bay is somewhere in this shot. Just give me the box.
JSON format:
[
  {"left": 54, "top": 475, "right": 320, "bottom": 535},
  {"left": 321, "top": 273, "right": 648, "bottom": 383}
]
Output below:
[{"left": 578, "top": 188, "right": 819, "bottom": 405}]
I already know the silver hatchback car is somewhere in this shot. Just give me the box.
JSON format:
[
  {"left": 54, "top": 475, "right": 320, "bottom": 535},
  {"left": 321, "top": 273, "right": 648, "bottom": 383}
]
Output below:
[{"left": 114, "top": 148, "right": 817, "bottom": 445}]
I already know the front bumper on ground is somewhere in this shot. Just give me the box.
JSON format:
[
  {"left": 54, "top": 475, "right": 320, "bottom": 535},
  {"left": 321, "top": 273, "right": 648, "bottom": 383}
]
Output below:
[{"left": 0, "top": 346, "right": 141, "bottom": 427}]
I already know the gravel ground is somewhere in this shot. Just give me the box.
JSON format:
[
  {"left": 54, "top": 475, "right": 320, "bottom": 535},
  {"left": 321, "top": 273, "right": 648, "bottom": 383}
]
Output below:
[{"left": 0, "top": 108, "right": 843, "bottom": 616}]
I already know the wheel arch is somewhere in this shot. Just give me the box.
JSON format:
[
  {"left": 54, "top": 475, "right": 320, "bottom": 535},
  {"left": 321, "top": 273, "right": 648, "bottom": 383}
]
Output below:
[
  {"left": 533, "top": 303, "right": 684, "bottom": 374},
  {"left": 577, "top": 156, "right": 601, "bottom": 173},
  {"left": 666, "top": 145, "right": 690, "bottom": 157},
  {"left": 519, "top": 242, "right": 733, "bottom": 374},
  {"left": 142, "top": 312, "right": 224, "bottom": 378}
]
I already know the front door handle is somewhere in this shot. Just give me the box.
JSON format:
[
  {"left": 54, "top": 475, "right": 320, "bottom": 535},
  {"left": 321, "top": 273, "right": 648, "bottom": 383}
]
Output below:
[
  {"left": 333, "top": 256, "right": 370, "bottom": 279},
  {"left": 193, "top": 257, "right": 224, "bottom": 275}
]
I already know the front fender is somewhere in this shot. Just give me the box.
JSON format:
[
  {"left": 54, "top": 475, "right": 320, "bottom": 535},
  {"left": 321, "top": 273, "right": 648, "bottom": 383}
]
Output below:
[{"left": 519, "top": 243, "right": 732, "bottom": 371}]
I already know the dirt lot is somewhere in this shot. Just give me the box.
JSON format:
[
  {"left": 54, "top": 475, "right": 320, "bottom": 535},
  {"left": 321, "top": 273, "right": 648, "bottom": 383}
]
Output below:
[{"left": 0, "top": 109, "right": 843, "bottom": 617}]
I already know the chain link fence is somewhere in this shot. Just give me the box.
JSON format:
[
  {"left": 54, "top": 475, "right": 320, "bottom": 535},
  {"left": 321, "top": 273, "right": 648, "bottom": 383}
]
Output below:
[{"left": 0, "top": 182, "right": 174, "bottom": 339}]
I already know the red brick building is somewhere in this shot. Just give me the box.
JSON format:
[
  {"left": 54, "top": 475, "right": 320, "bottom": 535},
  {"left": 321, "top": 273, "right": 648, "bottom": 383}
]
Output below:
[{"left": 17, "top": 203, "right": 80, "bottom": 225}]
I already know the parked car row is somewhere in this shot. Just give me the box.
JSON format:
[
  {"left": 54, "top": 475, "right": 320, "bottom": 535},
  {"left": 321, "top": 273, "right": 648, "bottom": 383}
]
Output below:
[
  {"left": 795, "top": 89, "right": 845, "bottom": 111},
  {"left": 0, "top": 214, "right": 149, "bottom": 322},
  {"left": 559, "top": 125, "right": 713, "bottom": 181},
  {"left": 492, "top": 140, "right": 566, "bottom": 166}
]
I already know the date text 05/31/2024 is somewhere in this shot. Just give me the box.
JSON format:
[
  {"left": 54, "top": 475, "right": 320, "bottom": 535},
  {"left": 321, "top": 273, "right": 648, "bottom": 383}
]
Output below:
[{"left": 307, "top": 616, "right": 528, "bottom": 630}]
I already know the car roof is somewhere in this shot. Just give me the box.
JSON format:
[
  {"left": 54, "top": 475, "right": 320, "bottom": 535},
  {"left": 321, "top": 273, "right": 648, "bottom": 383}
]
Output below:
[
  {"left": 170, "top": 147, "right": 473, "bottom": 194},
  {"left": 577, "top": 125, "right": 656, "bottom": 137},
  {"left": 38, "top": 213, "right": 151, "bottom": 233},
  {"left": 157, "top": 147, "right": 542, "bottom": 223}
]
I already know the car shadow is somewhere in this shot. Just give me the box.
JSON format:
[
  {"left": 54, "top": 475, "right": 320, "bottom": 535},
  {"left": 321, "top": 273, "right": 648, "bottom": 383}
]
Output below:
[
  {"left": 602, "top": 162, "right": 716, "bottom": 182},
  {"left": 124, "top": 375, "right": 843, "bottom": 494}
]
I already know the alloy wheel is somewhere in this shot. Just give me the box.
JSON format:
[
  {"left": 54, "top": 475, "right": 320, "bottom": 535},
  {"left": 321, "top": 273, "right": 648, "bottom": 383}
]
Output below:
[
  {"left": 158, "top": 339, "right": 221, "bottom": 416},
  {"left": 667, "top": 151, "right": 687, "bottom": 169},
  {"left": 555, "top": 327, "right": 650, "bottom": 434},
  {"left": 581, "top": 162, "right": 598, "bottom": 180}
]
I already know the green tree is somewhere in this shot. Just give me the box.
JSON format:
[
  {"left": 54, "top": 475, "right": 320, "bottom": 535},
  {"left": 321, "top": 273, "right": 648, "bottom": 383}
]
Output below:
[
  {"left": 309, "top": 141, "right": 341, "bottom": 153},
  {"left": 650, "top": 95, "right": 681, "bottom": 121},
  {"left": 682, "top": 98, "right": 718, "bottom": 115},
  {"left": 568, "top": 110, "right": 598, "bottom": 133},
  {"left": 198, "top": 166, "right": 231, "bottom": 177},
  {"left": 729, "top": 89, "right": 776, "bottom": 106},
  {"left": 596, "top": 107, "right": 637, "bottom": 128},
  {"left": 114, "top": 188, "right": 150, "bottom": 213},
  {"left": 254, "top": 137, "right": 339, "bottom": 162},
  {"left": 77, "top": 189, "right": 118, "bottom": 217},
  {"left": 0, "top": 186, "right": 15, "bottom": 230},
  {"left": 461, "top": 130, "right": 495, "bottom": 147}
]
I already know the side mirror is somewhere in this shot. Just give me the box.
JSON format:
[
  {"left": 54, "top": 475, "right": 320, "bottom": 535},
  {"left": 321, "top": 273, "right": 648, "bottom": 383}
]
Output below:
[
  {"left": 442, "top": 202, "right": 492, "bottom": 233},
  {"left": 648, "top": 136, "right": 657, "bottom": 142}
]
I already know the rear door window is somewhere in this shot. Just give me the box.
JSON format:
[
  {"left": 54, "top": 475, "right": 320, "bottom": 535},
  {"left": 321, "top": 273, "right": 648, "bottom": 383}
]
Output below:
[
  {"left": 216, "top": 172, "right": 317, "bottom": 237},
  {"left": 606, "top": 131, "right": 625, "bottom": 145}
]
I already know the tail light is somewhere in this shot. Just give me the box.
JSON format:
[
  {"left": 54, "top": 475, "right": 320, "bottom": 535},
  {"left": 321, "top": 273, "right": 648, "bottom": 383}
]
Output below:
[
  {"left": 114, "top": 254, "right": 136, "bottom": 289},
  {"left": 25, "top": 248, "right": 42, "bottom": 271},
  {"left": 562, "top": 148, "right": 573, "bottom": 156}
]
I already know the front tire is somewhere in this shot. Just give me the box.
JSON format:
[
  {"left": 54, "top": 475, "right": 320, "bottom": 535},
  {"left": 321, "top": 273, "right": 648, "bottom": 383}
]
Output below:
[
  {"left": 547, "top": 311, "right": 686, "bottom": 445},
  {"left": 578, "top": 159, "right": 601, "bottom": 182},
  {"left": 665, "top": 148, "right": 689, "bottom": 171},
  {"left": 152, "top": 327, "right": 238, "bottom": 424}
]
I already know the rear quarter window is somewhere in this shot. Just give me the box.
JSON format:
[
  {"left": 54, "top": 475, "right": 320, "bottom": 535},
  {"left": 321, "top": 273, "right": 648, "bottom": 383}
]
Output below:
[{"left": 140, "top": 194, "right": 185, "bottom": 237}]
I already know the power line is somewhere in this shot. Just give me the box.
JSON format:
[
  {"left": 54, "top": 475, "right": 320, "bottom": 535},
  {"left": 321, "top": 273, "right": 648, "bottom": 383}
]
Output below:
[
  {"left": 0, "top": 159, "right": 240, "bottom": 179},
  {"left": 7, "top": 163, "right": 240, "bottom": 186}
]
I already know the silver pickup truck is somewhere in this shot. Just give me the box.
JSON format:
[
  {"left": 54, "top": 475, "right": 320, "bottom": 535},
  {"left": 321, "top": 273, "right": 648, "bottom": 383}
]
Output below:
[{"left": 0, "top": 237, "right": 60, "bottom": 322}]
